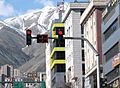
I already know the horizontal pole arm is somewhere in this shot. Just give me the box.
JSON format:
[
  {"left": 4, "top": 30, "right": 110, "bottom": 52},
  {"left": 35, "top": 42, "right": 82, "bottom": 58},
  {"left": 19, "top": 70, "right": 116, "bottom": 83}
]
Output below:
[{"left": 48, "top": 37, "right": 99, "bottom": 55}]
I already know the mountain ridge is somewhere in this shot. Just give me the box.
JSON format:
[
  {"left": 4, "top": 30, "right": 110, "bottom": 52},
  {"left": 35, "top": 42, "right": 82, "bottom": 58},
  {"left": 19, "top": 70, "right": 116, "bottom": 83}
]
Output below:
[{"left": 0, "top": 6, "right": 58, "bottom": 72}]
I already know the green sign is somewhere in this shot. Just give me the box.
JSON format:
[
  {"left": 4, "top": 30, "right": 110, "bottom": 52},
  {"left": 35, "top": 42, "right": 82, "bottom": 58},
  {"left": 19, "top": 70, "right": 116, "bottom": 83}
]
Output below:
[{"left": 40, "top": 81, "right": 46, "bottom": 88}]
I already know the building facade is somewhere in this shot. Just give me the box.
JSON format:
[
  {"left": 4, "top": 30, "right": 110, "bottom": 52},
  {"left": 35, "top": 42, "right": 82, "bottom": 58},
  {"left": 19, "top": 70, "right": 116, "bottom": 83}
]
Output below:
[
  {"left": 46, "top": 43, "right": 51, "bottom": 88},
  {"left": 62, "top": 2, "right": 88, "bottom": 88},
  {"left": 80, "top": 0, "right": 108, "bottom": 87},
  {"left": 102, "top": 0, "right": 120, "bottom": 87},
  {"left": 0, "top": 64, "right": 14, "bottom": 88},
  {"left": 14, "top": 69, "right": 20, "bottom": 78},
  {"left": 50, "top": 23, "right": 66, "bottom": 88}
]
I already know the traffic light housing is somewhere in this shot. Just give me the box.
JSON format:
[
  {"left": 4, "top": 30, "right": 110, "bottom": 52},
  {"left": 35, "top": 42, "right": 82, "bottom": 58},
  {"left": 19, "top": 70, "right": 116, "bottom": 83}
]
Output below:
[
  {"left": 56, "top": 28, "right": 64, "bottom": 40},
  {"left": 26, "top": 30, "right": 32, "bottom": 46},
  {"left": 37, "top": 34, "right": 48, "bottom": 43}
]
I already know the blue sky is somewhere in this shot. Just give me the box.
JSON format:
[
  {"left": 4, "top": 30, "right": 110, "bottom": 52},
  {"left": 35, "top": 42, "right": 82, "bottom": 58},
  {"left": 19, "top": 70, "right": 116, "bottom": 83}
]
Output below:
[{"left": 0, "top": 0, "right": 88, "bottom": 20}]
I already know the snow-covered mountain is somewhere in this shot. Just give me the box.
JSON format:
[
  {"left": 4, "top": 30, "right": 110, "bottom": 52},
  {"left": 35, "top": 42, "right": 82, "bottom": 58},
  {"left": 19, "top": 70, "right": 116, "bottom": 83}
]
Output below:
[
  {"left": 0, "top": 6, "right": 59, "bottom": 72},
  {"left": 4, "top": 6, "right": 59, "bottom": 35}
]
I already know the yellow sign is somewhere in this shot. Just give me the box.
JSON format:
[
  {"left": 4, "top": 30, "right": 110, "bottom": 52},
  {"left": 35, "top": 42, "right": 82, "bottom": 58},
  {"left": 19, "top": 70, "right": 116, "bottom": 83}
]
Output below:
[{"left": 112, "top": 53, "right": 120, "bottom": 68}]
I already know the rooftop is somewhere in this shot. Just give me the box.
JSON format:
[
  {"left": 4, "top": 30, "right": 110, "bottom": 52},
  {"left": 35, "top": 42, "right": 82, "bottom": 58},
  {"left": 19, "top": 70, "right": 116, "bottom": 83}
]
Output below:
[
  {"left": 80, "top": 0, "right": 108, "bottom": 24},
  {"left": 62, "top": 2, "right": 89, "bottom": 22}
]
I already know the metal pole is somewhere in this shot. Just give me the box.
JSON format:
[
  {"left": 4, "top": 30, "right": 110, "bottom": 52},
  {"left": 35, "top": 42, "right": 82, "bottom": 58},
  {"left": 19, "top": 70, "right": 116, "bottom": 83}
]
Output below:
[
  {"left": 41, "top": 36, "right": 101, "bottom": 87},
  {"left": 97, "top": 54, "right": 100, "bottom": 88},
  {"left": 48, "top": 36, "right": 101, "bottom": 88}
]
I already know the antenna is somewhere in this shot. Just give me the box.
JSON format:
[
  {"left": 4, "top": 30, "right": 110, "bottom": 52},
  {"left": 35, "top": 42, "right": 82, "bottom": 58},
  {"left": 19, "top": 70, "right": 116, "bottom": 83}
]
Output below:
[{"left": 74, "top": 0, "right": 78, "bottom": 3}]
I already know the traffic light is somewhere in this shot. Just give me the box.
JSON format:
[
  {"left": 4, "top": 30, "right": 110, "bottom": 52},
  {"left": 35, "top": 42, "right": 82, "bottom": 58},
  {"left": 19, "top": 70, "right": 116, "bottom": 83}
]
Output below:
[
  {"left": 37, "top": 34, "right": 48, "bottom": 43},
  {"left": 26, "top": 30, "right": 32, "bottom": 46},
  {"left": 56, "top": 29, "right": 64, "bottom": 40}
]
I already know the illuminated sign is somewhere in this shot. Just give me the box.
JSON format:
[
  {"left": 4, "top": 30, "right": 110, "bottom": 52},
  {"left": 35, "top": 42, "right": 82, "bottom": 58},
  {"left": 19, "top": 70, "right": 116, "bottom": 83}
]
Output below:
[{"left": 112, "top": 53, "right": 120, "bottom": 68}]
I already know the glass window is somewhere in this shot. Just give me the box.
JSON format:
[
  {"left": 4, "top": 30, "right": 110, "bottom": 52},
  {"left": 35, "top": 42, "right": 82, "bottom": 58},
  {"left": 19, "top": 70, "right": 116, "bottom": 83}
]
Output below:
[
  {"left": 106, "top": 67, "right": 119, "bottom": 82},
  {"left": 82, "top": 50, "right": 85, "bottom": 61},
  {"left": 55, "top": 64, "right": 65, "bottom": 72},
  {"left": 105, "top": 42, "right": 119, "bottom": 62},
  {"left": 53, "top": 51, "right": 65, "bottom": 60},
  {"left": 104, "top": 19, "right": 118, "bottom": 40},
  {"left": 82, "top": 64, "right": 85, "bottom": 75}
]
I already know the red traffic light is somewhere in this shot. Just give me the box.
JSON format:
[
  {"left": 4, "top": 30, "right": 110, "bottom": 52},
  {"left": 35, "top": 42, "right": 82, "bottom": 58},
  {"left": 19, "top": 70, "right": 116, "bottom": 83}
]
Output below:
[
  {"left": 58, "top": 30, "right": 63, "bottom": 35},
  {"left": 26, "top": 30, "right": 32, "bottom": 46}
]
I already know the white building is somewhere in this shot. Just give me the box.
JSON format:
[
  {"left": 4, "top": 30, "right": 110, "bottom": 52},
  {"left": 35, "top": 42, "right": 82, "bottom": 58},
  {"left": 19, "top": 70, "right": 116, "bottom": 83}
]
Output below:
[
  {"left": 0, "top": 64, "right": 14, "bottom": 88},
  {"left": 45, "top": 43, "right": 51, "bottom": 88},
  {"left": 62, "top": 2, "right": 88, "bottom": 88},
  {"left": 14, "top": 69, "right": 21, "bottom": 78},
  {"left": 39, "top": 72, "right": 46, "bottom": 81},
  {"left": 1, "top": 64, "right": 13, "bottom": 77}
]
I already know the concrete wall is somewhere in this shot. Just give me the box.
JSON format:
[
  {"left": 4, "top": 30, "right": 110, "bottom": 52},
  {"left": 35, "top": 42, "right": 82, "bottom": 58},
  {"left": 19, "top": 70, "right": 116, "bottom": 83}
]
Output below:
[
  {"left": 52, "top": 73, "right": 65, "bottom": 88},
  {"left": 64, "top": 8, "right": 84, "bottom": 88}
]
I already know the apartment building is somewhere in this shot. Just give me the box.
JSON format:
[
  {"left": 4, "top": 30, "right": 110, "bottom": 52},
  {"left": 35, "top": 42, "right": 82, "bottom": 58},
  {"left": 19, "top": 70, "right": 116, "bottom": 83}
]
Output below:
[
  {"left": 102, "top": 0, "right": 120, "bottom": 87},
  {"left": 14, "top": 69, "right": 20, "bottom": 78},
  {"left": 50, "top": 23, "right": 65, "bottom": 88},
  {"left": 0, "top": 64, "right": 14, "bottom": 87},
  {"left": 1, "top": 64, "right": 13, "bottom": 78},
  {"left": 62, "top": 2, "right": 88, "bottom": 88},
  {"left": 80, "top": 0, "right": 108, "bottom": 87}
]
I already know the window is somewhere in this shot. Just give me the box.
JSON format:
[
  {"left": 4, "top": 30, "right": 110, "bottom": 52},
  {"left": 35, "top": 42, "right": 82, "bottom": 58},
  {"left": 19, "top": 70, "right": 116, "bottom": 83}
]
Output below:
[
  {"left": 81, "top": 25, "right": 84, "bottom": 34},
  {"left": 81, "top": 39, "right": 84, "bottom": 48},
  {"left": 82, "top": 50, "right": 85, "bottom": 61},
  {"left": 105, "top": 42, "right": 119, "bottom": 62},
  {"left": 82, "top": 64, "right": 85, "bottom": 75},
  {"left": 53, "top": 51, "right": 65, "bottom": 59},
  {"left": 106, "top": 67, "right": 119, "bottom": 82},
  {"left": 55, "top": 64, "right": 65, "bottom": 72},
  {"left": 104, "top": 19, "right": 118, "bottom": 40},
  {"left": 7, "top": 66, "right": 10, "bottom": 77},
  {"left": 53, "top": 39, "right": 65, "bottom": 47}
]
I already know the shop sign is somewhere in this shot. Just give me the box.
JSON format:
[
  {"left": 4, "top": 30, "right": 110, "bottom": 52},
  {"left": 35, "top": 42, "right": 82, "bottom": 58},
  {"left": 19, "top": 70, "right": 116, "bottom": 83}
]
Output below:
[{"left": 112, "top": 53, "right": 120, "bottom": 68}]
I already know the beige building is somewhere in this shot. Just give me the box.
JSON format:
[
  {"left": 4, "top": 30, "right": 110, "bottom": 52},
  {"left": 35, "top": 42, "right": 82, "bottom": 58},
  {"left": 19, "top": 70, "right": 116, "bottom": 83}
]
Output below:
[
  {"left": 80, "top": 0, "right": 108, "bottom": 87},
  {"left": 1, "top": 64, "right": 13, "bottom": 77}
]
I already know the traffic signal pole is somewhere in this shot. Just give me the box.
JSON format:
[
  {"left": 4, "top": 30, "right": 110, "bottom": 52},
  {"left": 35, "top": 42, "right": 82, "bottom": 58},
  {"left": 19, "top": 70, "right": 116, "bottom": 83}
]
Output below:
[
  {"left": 26, "top": 32, "right": 100, "bottom": 88},
  {"left": 48, "top": 36, "right": 101, "bottom": 88}
]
